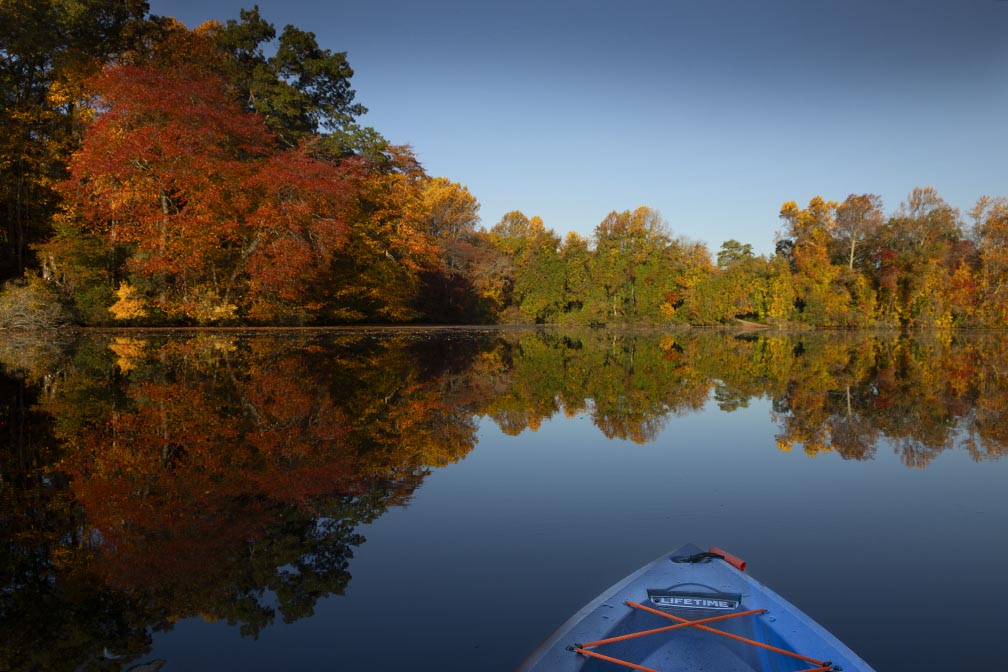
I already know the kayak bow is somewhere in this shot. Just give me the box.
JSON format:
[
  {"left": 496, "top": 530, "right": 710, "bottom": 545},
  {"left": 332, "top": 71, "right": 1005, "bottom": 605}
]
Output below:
[{"left": 517, "top": 543, "right": 875, "bottom": 672}]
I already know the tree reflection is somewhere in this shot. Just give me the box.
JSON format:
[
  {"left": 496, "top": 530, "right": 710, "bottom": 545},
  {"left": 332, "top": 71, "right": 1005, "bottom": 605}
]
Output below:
[
  {"left": 0, "top": 331, "right": 488, "bottom": 670},
  {"left": 471, "top": 329, "right": 1008, "bottom": 467},
  {"left": 745, "top": 332, "right": 1001, "bottom": 466},
  {"left": 1, "top": 328, "right": 1007, "bottom": 669},
  {"left": 480, "top": 332, "right": 711, "bottom": 443}
]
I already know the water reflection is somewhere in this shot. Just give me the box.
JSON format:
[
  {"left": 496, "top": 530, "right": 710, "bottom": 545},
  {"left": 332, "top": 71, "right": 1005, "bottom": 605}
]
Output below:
[
  {"left": 0, "top": 328, "right": 1005, "bottom": 669},
  {"left": 477, "top": 329, "right": 1007, "bottom": 464}
]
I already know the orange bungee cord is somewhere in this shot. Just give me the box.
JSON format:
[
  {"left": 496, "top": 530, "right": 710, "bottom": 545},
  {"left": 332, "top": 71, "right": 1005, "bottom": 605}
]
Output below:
[{"left": 570, "top": 600, "right": 833, "bottom": 672}]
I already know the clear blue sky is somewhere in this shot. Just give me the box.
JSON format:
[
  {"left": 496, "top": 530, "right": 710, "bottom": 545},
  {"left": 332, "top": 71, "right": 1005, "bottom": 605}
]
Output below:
[{"left": 150, "top": 0, "right": 1008, "bottom": 254}]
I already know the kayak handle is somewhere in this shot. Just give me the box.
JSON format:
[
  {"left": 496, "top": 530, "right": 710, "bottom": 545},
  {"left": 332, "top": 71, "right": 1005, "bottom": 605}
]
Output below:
[{"left": 709, "top": 547, "right": 747, "bottom": 572}]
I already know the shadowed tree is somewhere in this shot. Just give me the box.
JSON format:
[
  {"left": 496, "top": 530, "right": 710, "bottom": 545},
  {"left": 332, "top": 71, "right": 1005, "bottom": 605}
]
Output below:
[{"left": 0, "top": 0, "right": 148, "bottom": 280}]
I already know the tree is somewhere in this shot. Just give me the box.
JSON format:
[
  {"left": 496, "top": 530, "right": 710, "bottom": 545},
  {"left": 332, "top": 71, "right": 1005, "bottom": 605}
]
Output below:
[
  {"left": 512, "top": 219, "right": 564, "bottom": 323},
  {"left": 777, "top": 196, "right": 837, "bottom": 278},
  {"left": 208, "top": 6, "right": 368, "bottom": 147},
  {"left": 716, "top": 239, "right": 754, "bottom": 269},
  {"left": 692, "top": 254, "right": 795, "bottom": 325},
  {"left": 777, "top": 197, "right": 853, "bottom": 325},
  {"left": 971, "top": 196, "right": 1008, "bottom": 323},
  {"left": 890, "top": 186, "right": 961, "bottom": 251},
  {"left": 690, "top": 251, "right": 780, "bottom": 324},
  {"left": 0, "top": 0, "right": 148, "bottom": 280},
  {"left": 874, "top": 187, "right": 965, "bottom": 326},
  {"left": 489, "top": 210, "right": 533, "bottom": 253},
  {"left": 3, "top": 4, "right": 493, "bottom": 328},
  {"left": 241, "top": 140, "right": 367, "bottom": 321},
  {"left": 420, "top": 177, "right": 480, "bottom": 241},
  {"left": 590, "top": 207, "right": 674, "bottom": 321},
  {"left": 560, "top": 232, "right": 592, "bottom": 320},
  {"left": 462, "top": 231, "right": 515, "bottom": 320},
  {"left": 835, "top": 193, "right": 883, "bottom": 269},
  {"left": 487, "top": 211, "right": 565, "bottom": 322},
  {"left": 408, "top": 180, "right": 487, "bottom": 323},
  {"left": 322, "top": 145, "right": 440, "bottom": 323},
  {"left": 54, "top": 59, "right": 364, "bottom": 323}
]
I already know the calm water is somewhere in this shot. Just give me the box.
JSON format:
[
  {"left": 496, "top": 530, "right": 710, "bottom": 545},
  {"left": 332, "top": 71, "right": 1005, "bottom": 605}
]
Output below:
[{"left": 1, "top": 328, "right": 1006, "bottom": 671}]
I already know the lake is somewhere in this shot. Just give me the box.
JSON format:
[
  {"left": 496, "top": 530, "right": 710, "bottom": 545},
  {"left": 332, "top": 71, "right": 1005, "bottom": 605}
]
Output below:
[{"left": 1, "top": 327, "right": 1005, "bottom": 671}]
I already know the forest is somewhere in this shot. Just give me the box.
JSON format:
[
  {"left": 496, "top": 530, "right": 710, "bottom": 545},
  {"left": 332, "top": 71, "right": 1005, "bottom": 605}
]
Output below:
[{"left": 3, "top": 1, "right": 1007, "bottom": 329}]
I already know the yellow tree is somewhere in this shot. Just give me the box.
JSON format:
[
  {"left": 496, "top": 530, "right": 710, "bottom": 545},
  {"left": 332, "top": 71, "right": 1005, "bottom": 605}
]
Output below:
[
  {"left": 420, "top": 177, "right": 480, "bottom": 241},
  {"left": 326, "top": 145, "right": 441, "bottom": 322},
  {"left": 778, "top": 196, "right": 837, "bottom": 281},
  {"left": 778, "top": 197, "right": 851, "bottom": 325},
  {"left": 876, "top": 187, "right": 965, "bottom": 327},
  {"left": 971, "top": 196, "right": 1008, "bottom": 324}
]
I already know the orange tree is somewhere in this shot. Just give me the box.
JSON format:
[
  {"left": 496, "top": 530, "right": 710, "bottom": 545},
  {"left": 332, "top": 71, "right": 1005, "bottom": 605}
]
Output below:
[{"left": 54, "top": 55, "right": 367, "bottom": 324}]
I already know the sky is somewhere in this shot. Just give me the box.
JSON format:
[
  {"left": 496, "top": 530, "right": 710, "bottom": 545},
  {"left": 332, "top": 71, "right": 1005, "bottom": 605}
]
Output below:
[{"left": 148, "top": 0, "right": 1008, "bottom": 254}]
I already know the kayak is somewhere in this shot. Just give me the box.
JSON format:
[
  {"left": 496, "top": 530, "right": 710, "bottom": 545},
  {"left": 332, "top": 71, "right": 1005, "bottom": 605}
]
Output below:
[{"left": 517, "top": 543, "right": 875, "bottom": 672}]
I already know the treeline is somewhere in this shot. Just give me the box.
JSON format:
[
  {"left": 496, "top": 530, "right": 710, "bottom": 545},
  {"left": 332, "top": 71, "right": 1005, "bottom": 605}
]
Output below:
[
  {"left": 2, "top": 4, "right": 1006, "bottom": 327},
  {"left": 471, "top": 191, "right": 1008, "bottom": 328}
]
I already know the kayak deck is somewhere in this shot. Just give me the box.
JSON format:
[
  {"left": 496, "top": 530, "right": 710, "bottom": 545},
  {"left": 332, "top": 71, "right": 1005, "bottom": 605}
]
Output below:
[
  {"left": 518, "top": 544, "right": 875, "bottom": 672},
  {"left": 568, "top": 606, "right": 826, "bottom": 672}
]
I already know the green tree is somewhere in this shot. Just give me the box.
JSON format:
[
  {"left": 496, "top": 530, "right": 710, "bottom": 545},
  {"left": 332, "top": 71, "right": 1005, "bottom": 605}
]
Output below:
[
  {"left": 716, "top": 239, "right": 754, "bottom": 268},
  {"left": 209, "top": 6, "right": 368, "bottom": 147},
  {"left": 488, "top": 212, "right": 565, "bottom": 322},
  {"left": 560, "top": 231, "right": 593, "bottom": 320},
  {"left": 513, "top": 219, "right": 564, "bottom": 323},
  {"left": 588, "top": 207, "right": 695, "bottom": 322}
]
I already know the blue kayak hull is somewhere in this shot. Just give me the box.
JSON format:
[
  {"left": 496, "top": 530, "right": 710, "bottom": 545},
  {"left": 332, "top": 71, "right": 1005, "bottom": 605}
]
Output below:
[{"left": 517, "top": 543, "right": 875, "bottom": 672}]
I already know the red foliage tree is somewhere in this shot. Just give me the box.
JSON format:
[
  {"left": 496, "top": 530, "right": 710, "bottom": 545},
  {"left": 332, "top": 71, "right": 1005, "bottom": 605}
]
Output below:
[{"left": 59, "top": 62, "right": 363, "bottom": 322}]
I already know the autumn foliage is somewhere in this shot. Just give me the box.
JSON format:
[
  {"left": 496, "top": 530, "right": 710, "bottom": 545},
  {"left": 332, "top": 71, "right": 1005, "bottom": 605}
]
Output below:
[
  {"left": 2, "top": 4, "right": 1007, "bottom": 328},
  {"left": 1, "top": 10, "right": 464, "bottom": 326},
  {"left": 55, "top": 54, "right": 432, "bottom": 323},
  {"left": 65, "top": 63, "right": 340, "bottom": 318},
  {"left": 485, "top": 187, "right": 1008, "bottom": 329}
]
